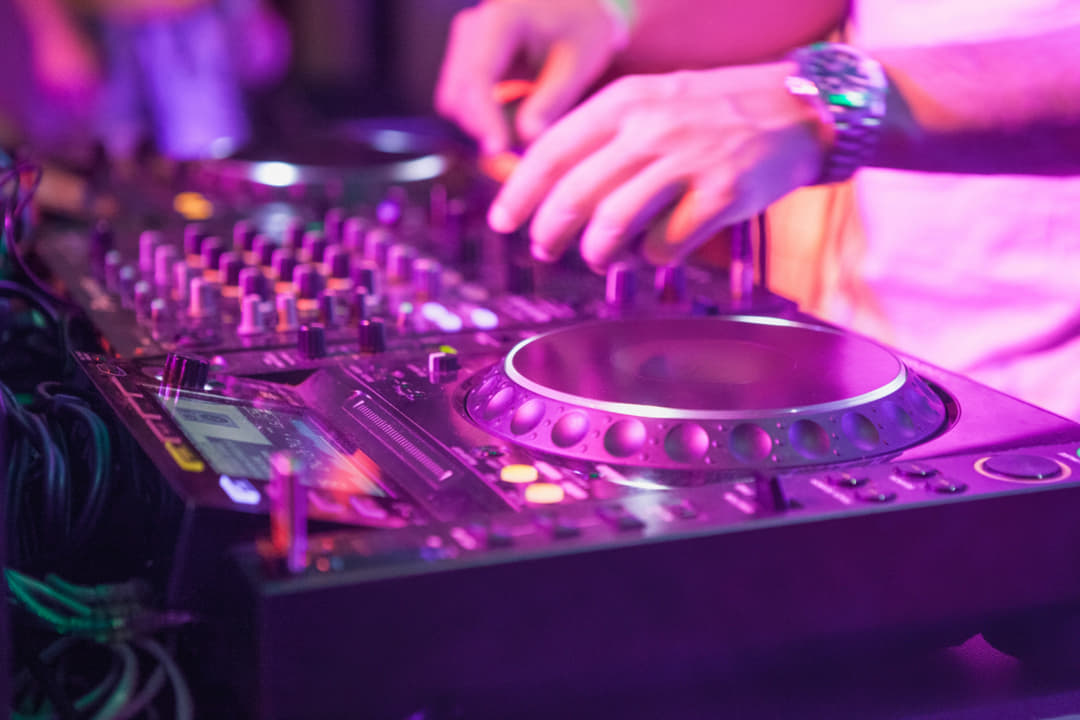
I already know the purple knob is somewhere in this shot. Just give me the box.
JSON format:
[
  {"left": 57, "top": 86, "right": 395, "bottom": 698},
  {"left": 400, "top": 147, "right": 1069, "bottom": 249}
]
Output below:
[
  {"left": 161, "top": 352, "right": 209, "bottom": 392},
  {"left": 271, "top": 248, "right": 297, "bottom": 284},
  {"left": 219, "top": 251, "right": 244, "bottom": 286},
  {"left": 104, "top": 250, "right": 123, "bottom": 293},
  {"left": 317, "top": 291, "right": 338, "bottom": 326},
  {"left": 352, "top": 286, "right": 369, "bottom": 322},
  {"left": 139, "top": 230, "right": 164, "bottom": 273},
  {"left": 298, "top": 323, "right": 328, "bottom": 359},
  {"left": 302, "top": 230, "right": 327, "bottom": 264},
  {"left": 134, "top": 280, "right": 153, "bottom": 318},
  {"left": 239, "top": 266, "right": 265, "bottom": 299},
  {"left": 606, "top": 262, "right": 637, "bottom": 306},
  {"left": 154, "top": 244, "right": 179, "bottom": 288},
  {"left": 324, "top": 207, "right": 346, "bottom": 244},
  {"left": 343, "top": 216, "right": 369, "bottom": 252},
  {"left": 183, "top": 223, "right": 207, "bottom": 257},
  {"left": 173, "top": 262, "right": 199, "bottom": 302},
  {"left": 233, "top": 220, "right": 256, "bottom": 252},
  {"left": 200, "top": 236, "right": 225, "bottom": 272},
  {"left": 293, "top": 263, "right": 322, "bottom": 300},
  {"left": 237, "top": 294, "right": 265, "bottom": 335},
  {"left": 252, "top": 234, "right": 276, "bottom": 266},
  {"left": 655, "top": 264, "right": 686, "bottom": 305},
  {"left": 358, "top": 318, "right": 387, "bottom": 354},
  {"left": 350, "top": 259, "right": 377, "bottom": 294},
  {"left": 282, "top": 217, "right": 305, "bottom": 251},
  {"left": 387, "top": 244, "right": 416, "bottom": 284},
  {"left": 413, "top": 258, "right": 442, "bottom": 300},
  {"left": 364, "top": 227, "right": 392, "bottom": 265},
  {"left": 325, "top": 245, "right": 350, "bottom": 280}
]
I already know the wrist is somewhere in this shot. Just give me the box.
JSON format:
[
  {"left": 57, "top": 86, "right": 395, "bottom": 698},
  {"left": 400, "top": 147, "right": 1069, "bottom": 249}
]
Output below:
[
  {"left": 784, "top": 42, "right": 889, "bottom": 185},
  {"left": 596, "top": 0, "right": 637, "bottom": 49}
]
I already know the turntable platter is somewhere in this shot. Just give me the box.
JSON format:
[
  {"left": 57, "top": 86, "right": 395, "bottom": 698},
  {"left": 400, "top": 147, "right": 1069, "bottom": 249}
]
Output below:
[{"left": 466, "top": 317, "right": 949, "bottom": 471}]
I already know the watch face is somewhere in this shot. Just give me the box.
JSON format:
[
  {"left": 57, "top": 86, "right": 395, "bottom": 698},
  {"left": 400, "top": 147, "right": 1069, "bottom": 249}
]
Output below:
[{"left": 803, "top": 44, "right": 888, "bottom": 115}]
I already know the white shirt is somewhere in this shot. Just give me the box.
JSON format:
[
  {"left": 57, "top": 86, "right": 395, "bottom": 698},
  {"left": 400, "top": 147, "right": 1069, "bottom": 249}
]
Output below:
[{"left": 830, "top": 0, "right": 1080, "bottom": 418}]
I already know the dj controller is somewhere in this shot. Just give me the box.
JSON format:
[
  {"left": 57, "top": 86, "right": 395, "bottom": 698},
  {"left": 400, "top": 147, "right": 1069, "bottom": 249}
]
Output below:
[{"left": 33, "top": 122, "right": 1080, "bottom": 718}]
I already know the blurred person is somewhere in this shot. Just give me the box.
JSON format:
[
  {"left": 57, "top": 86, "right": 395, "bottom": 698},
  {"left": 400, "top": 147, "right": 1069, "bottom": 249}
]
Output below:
[
  {"left": 11, "top": 0, "right": 290, "bottom": 159},
  {"left": 435, "top": 0, "right": 1080, "bottom": 420}
]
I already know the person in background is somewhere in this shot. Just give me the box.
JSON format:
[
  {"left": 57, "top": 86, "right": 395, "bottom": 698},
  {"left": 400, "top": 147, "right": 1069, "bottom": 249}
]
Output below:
[
  {"left": 11, "top": 0, "right": 290, "bottom": 159},
  {"left": 436, "top": 0, "right": 1080, "bottom": 420}
]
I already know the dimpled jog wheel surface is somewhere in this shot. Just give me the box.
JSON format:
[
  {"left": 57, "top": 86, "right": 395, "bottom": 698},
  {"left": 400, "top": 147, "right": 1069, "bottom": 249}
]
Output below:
[{"left": 466, "top": 316, "right": 949, "bottom": 471}]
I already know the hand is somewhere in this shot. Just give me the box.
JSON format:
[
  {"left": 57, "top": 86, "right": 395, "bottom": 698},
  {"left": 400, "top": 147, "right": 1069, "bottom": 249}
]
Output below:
[
  {"left": 435, "top": 0, "right": 628, "bottom": 155},
  {"left": 487, "top": 63, "right": 829, "bottom": 271}
]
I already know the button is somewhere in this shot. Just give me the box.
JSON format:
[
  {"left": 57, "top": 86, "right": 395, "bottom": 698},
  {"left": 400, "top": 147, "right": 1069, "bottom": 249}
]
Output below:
[
  {"left": 856, "top": 486, "right": 897, "bottom": 503},
  {"left": 664, "top": 502, "right": 698, "bottom": 520},
  {"left": 534, "top": 511, "right": 580, "bottom": 539},
  {"left": 983, "top": 454, "right": 1062, "bottom": 480},
  {"left": 896, "top": 462, "right": 938, "bottom": 478},
  {"left": 596, "top": 505, "right": 645, "bottom": 530},
  {"left": 471, "top": 522, "right": 513, "bottom": 549},
  {"left": 501, "top": 464, "right": 539, "bottom": 484},
  {"left": 525, "top": 482, "right": 565, "bottom": 504},
  {"left": 828, "top": 473, "right": 869, "bottom": 488},
  {"left": 927, "top": 476, "right": 967, "bottom": 494},
  {"left": 605, "top": 262, "right": 637, "bottom": 306}
]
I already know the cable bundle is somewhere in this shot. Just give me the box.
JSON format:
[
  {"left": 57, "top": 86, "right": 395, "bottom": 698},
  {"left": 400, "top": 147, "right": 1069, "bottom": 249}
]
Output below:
[{"left": 6, "top": 569, "right": 194, "bottom": 720}]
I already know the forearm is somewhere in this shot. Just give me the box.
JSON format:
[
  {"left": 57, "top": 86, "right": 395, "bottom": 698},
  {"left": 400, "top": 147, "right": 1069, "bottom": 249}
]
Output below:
[
  {"left": 617, "top": 0, "right": 849, "bottom": 72},
  {"left": 873, "top": 26, "right": 1080, "bottom": 175}
]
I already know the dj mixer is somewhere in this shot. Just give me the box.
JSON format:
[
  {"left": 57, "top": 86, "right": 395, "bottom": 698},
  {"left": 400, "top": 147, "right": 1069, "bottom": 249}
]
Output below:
[{"left": 34, "top": 122, "right": 1080, "bottom": 718}]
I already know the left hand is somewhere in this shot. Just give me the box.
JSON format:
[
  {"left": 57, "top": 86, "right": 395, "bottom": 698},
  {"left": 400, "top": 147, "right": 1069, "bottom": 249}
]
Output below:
[{"left": 487, "top": 62, "right": 830, "bottom": 271}]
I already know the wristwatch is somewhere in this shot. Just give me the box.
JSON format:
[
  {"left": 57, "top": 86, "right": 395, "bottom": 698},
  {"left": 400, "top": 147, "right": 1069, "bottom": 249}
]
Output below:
[{"left": 785, "top": 42, "right": 889, "bottom": 185}]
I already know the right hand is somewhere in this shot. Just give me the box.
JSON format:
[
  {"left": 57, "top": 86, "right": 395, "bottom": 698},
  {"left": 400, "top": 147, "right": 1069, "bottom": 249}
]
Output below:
[{"left": 435, "top": 0, "right": 629, "bottom": 155}]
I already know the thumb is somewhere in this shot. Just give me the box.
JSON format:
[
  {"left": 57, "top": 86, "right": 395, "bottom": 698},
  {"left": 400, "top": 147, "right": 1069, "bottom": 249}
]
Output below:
[{"left": 516, "top": 38, "right": 613, "bottom": 143}]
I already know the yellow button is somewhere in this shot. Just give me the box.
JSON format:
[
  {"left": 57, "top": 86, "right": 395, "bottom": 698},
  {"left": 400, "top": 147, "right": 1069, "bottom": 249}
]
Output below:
[
  {"left": 525, "top": 482, "right": 565, "bottom": 504},
  {"left": 166, "top": 442, "right": 205, "bottom": 472},
  {"left": 501, "top": 464, "right": 539, "bottom": 484}
]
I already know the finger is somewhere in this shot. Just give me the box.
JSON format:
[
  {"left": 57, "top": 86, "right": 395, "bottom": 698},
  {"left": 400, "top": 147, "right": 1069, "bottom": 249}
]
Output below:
[
  {"left": 529, "top": 138, "right": 654, "bottom": 262},
  {"left": 516, "top": 36, "right": 613, "bottom": 143},
  {"left": 489, "top": 80, "right": 637, "bottom": 232},
  {"left": 642, "top": 183, "right": 739, "bottom": 267},
  {"left": 579, "top": 156, "right": 690, "bottom": 271},
  {"left": 435, "top": 6, "right": 525, "bottom": 154}
]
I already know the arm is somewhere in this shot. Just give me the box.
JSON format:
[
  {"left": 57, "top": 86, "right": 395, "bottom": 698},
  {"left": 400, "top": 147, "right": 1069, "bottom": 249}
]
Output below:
[
  {"left": 487, "top": 25, "right": 1080, "bottom": 271},
  {"left": 435, "top": 0, "right": 847, "bottom": 153},
  {"left": 874, "top": 28, "right": 1080, "bottom": 175}
]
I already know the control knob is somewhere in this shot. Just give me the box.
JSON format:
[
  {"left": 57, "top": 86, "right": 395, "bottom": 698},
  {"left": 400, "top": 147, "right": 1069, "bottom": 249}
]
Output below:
[{"left": 161, "top": 352, "right": 210, "bottom": 392}]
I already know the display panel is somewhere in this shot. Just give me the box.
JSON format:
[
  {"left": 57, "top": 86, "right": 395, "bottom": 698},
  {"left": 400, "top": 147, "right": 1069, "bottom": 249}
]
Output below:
[{"left": 158, "top": 392, "right": 384, "bottom": 496}]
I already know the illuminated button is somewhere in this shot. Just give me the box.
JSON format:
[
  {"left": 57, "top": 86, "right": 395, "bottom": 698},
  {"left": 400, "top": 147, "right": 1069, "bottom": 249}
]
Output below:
[
  {"left": 856, "top": 486, "right": 897, "bottom": 503},
  {"left": 927, "top": 476, "right": 968, "bottom": 494},
  {"left": 501, "top": 464, "right": 539, "bottom": 484},
  {"left": 525, "top": 482, "right": 565, "bottom": 504},
  {"left": 596, "top": 505, "right": 645, "bottom": 530},
  {"left": 219, "top": 475, "right": 261, "bottom": 506},
  {"left": 896, "top": 462, "right": 938, "bottom": 479},
  {"left": 984, "top": 453, "right": 1062, "bottom": 480}
]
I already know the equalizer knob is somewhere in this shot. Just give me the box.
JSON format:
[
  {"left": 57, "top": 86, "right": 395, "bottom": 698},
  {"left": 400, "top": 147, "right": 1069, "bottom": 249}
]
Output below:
[
  {"left": 386, "top": 244, "right": 416, "bottom": 284},
  {"left": 252, "top": 234, "right": 276, "bottom": 266},
  {"left": 154, "top": 244, "right": 179, "bottom": 288},
  {"left": 276, "top": 292, "right": 299, "bottom": 331},
  {"left": 293, "top": 263, "right": 322, "bottom": 300},
  {"left": 324, "top": 207, "right": 346, "bottom": 244},
  {"left": 302, "top": 230, "right": 327, "bottom": 264},
  {"left": 364, "top": 227, "right": 392, "bottom": 265},
  {"left": 298, "top": 323, "right": 328, "bottom": 359},
  {"left": 184, "top": 223, "right": 207, "bottom": 264},
  {"left": 606, "top": 262, "right": 637, "bottom": 307},
  {"left": 219, "top": 251, "right": 244, "bottom": 287},
  {"left": 232, "top": 220, "right": 256, "bottom": 252},
  {"left": 200, "top": 236, "right": 225, "bottom": 276},
  {"left": 271, "top": 248, "right": 297, "bottom": 286},
  {"left": 239, "top": 266, "right": 265, "bottom": 299},
  {"left": 161, "top": 352, "right": 210, "bottom": 392},
  {"left": 655, "top": 264, "right": 687, "bottom": 305},
  {"left": 237, "top": 294, "right": 265, "bottom": 335},
  {"left": 412, "top": 258, "right": 442, "bottom": 300},
  {"left": 189, "top": 277, "right": 220, "bottom": 318},
  {"left": 343, "top": 216, "right": 369, "bottom": 252},
  {"left": 282, "top": 217, "right": 305, "bottom": 251},
  {"left": 138, "top": 230, "right": 164, "bottom": 274},
  {"left": 358, "top": 318, "right": 387, "bottom": 354}
]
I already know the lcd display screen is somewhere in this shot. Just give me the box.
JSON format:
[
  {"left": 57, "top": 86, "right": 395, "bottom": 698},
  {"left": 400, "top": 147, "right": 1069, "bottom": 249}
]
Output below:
[{"left": 158, "top": 392, "right": 383, "bottom": 495}]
